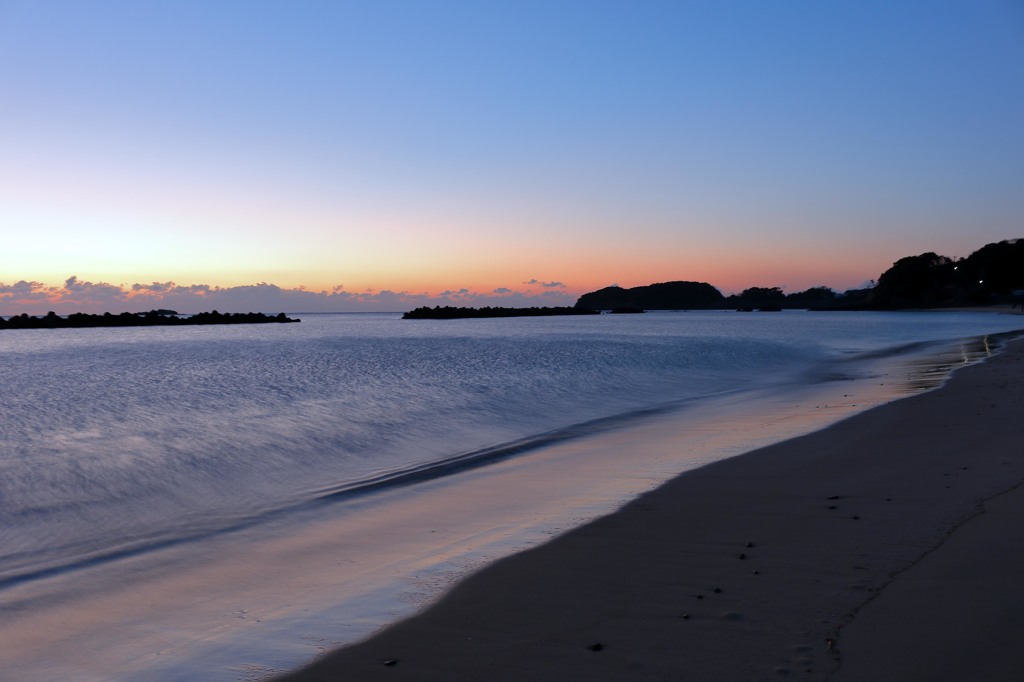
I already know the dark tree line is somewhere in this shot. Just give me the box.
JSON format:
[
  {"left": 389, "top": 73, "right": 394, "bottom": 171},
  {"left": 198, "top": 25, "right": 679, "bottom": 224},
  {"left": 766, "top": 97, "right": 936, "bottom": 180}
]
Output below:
[
  {"left": 729, "top": 286, "right": 842, "bottom": 311},
  {"left": 574, "top": 281, "right": 845, "bottom": 311},
  {"left": 859, "top": 239, "right": 1024, "bottom": 309},
  {"left": 570, "top": 239, "right": 1023, "bottom": 312},
  {"left": 0, "top": 310, "right": 300, "bottom": 330}
]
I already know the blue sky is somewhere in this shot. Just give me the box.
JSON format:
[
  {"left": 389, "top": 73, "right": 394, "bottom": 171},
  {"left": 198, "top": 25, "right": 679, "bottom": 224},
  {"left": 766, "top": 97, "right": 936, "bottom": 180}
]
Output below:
[{"left": 1, "top": 1, "right": 1022, "bottom": 312}]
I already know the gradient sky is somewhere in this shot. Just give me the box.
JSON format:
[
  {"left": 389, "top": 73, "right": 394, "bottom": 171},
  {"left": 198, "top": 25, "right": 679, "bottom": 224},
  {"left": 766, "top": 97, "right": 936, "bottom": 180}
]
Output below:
[{"left": 2, "top": 1, "right": 1022, "bottom": 312}]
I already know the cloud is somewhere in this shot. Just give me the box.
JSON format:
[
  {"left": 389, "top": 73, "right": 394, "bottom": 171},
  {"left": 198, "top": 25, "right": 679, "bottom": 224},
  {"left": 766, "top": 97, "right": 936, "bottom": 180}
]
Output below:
[
  {"left": 524, "top": 278, "right": 566, "bottom": 288},
  {"left": 0, "top": 280, "right": 53, "bottom": 303},
  {"left": 0, "top": 276, "right": 578, "bottom": 315},
  {"left": 131, "top": 281, "right": 176, "bottom": 293},
  {"left": 438, "top": 287, "right": 471, "bottom": 297}
]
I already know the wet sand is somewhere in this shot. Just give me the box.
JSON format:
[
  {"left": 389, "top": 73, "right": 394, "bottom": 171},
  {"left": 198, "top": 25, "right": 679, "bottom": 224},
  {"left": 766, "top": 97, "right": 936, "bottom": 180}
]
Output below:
[{"left": 274, "top": 338, "right": 1024, "bottom": 681}]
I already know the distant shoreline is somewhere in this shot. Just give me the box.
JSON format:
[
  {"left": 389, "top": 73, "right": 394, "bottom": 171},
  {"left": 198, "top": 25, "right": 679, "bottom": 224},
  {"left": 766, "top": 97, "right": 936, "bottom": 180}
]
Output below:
[
  {"left": 0, "top": 310, "right": 300, "bottom": 330},
  {"left": 402, "top": 306, "right": 600, "bottom": 320},
  {"left": 401, "top": 304, "right": 1024, "bottom": 320}
]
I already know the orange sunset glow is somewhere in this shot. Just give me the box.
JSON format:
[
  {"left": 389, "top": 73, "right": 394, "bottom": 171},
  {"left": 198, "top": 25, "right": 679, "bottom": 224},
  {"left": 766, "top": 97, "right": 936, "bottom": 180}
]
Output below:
[{"left": 1, "top": 2, "right": 1021, "bottom": 314}]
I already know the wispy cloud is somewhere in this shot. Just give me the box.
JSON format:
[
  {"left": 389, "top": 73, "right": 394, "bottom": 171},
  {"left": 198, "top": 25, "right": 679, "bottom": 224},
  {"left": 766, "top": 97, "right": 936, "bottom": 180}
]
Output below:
[{"left": 524, "top": 279, "right": 566, "bottom": 288}]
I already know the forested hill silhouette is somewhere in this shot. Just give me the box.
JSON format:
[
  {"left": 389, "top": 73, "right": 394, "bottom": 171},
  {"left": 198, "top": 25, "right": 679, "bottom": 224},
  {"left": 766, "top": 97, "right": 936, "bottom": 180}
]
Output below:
[
  {"left": 0, "top": 310, "right": 300, "bottom": 330},
  {"left": 573, "top": 239, "right": 1024, "bottom": 311},
  {"left": 575, "top": 281, "right": 726, "bottom": 311},
  {"left": 860, "top": 239, "right": 1024, "bottom": 309},
  {"left": 574, "top": 282, "right": 839, "bottom": 311}
]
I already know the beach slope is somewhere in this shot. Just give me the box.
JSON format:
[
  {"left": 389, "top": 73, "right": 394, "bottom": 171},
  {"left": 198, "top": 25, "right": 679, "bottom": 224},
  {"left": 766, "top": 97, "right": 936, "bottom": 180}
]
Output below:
[{"left": 275, "top": 340, "right": 1024, "bottom": 681}]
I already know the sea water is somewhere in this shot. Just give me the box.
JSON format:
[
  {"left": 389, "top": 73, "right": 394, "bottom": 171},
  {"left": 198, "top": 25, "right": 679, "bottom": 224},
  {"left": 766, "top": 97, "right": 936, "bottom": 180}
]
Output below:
[{"left": 0, "top": 310, "right": 1021, "bottom": 680}]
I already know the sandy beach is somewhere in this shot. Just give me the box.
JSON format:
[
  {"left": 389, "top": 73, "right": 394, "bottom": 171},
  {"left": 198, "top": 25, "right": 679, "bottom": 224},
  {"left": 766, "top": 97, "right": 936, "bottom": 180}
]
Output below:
[{"left": 273, "top": 337, "right": 1024, "bottom": 682}]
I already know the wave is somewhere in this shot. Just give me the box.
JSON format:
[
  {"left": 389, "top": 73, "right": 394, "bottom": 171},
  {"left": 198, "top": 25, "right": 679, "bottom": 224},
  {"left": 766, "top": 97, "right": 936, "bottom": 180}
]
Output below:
[
  {"left": 2, "top": 316, "right": 1021, "bottom": 597},
  {"left": 0, "top": 388, "right": 735, "bottom": 592}
]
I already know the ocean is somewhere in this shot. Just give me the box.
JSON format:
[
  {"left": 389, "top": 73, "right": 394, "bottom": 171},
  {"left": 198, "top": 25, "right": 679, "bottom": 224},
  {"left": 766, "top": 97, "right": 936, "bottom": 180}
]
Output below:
[{"left": 1, "top": 310, "right": 1021, "bottom": 680}]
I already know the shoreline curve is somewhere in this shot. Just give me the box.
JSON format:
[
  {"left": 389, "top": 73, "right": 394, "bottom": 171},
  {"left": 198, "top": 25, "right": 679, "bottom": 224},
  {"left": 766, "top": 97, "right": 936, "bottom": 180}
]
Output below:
[{"left": 272, "top": 338, "right": 1024, "bottom": 681}]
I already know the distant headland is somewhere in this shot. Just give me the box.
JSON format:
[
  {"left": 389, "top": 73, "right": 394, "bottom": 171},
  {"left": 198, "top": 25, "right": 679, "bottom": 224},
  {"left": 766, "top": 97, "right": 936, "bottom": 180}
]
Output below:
[
  {"left": 397, "top": 239, "right": 1023, "bottom": 318},
  {"left": 0, "top": 310, "right": 300, "bottom": 330},
  {"left": 574, "top": 238, "right": 1024, "bottom": 312}
]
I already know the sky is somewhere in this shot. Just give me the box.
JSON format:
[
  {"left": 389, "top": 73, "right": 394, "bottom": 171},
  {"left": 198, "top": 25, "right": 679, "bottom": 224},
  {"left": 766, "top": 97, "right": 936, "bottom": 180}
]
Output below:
[{"left": 1, "top": 0, "right": 1022, "bottom": 313}]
